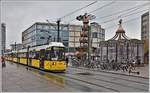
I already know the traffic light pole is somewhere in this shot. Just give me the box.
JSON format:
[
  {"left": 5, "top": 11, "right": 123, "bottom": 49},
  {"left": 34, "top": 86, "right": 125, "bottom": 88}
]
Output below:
[
  {"left": 88, "top": 26, "right": 91, "bottom": 64},
  {"left": 15, "top": 42, "right": 16, "bottom": 51},
  {"left": 57, "top": 20, "right": 60, "bottom": 42}
]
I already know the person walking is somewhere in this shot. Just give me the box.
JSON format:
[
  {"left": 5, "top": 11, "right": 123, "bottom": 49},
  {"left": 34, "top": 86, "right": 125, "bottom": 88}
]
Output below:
[
  {"left": 132, "top": 60, "right": 136, "bottom": 70},
  {"left": 66, "top": 57, "right": 69, "bottom": 67},
  {"left": 128, "top": 63, "right": 133, "bottom": 75},
  {"left": 1, "top": 56, "right": 6, "bottom": 67}
]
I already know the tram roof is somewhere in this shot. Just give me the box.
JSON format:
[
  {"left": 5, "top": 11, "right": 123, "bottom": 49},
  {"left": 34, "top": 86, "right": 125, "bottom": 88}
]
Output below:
[
  {"left": 18, "top": 42, "right": 65, "bottom": 52},
  {"left": 48, "top": 42, "right": 65, "bottom": 47}
]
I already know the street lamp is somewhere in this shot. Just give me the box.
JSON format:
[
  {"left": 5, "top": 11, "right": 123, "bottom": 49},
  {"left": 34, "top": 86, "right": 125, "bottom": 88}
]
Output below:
[
  {"left": 27, "top": 45, "right": 30, "bottom": 66},
  {"left": 46, "top": 19, "right": 61, "bottom": 42},
  {"left": 47, "top": 36, "right": 52, "bottom": 44}
]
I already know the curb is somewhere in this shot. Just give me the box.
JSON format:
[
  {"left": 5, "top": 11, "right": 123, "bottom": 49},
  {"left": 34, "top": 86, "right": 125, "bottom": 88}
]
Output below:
[{"left": 69, "top": 66, "right": 149, "bottom": 79}]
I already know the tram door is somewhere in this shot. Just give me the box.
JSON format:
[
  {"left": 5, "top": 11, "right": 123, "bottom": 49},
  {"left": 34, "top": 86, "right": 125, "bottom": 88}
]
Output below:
[{"left": 39, "top": 49, "right": 45, "bottom": 69}]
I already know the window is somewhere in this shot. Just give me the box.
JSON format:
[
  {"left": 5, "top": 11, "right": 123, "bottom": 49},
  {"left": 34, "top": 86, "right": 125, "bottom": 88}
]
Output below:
[
  {"left": 92, "top": 32, "right": 98, "bottom": 38},
  {"left": 37, "top": 25, "right": 42, "bottom": 29},
  {"left": 75, "top": 32, "right": 80, "bottom": 36},
  {"left": 31, "top": 36, "right": 36, "bottom": 41},
  {"left": 40, "top": 37, "right": 45, "bottom": 39},
  {"left": 63, "top": 42, "right": 68, "bottom": 47},
  {"left": 69, "top": 37, "right": 74, "bottom": 42},
  {"left": 69, "top": 32, "right": 75, "bottom": 36},
  {"left": 49, "top": 47, "right": 65, "bottom": 61},
  {"left": 44, "top": 25, "right": 49, "bottom": 30},
  {"left": 69, "top": 26, "right": 82, "bottom": 31},
  {"left": 61, "top": 26, "right": 68, "bottom": 31},
  {"left": 62, "top": 31, "right": 69, "bottom": 37}
]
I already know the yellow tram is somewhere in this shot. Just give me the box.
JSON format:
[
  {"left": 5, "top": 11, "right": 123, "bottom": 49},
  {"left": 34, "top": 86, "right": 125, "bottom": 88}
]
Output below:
[{"left": 5, "top": 42, "right": 66, "bottom": 72}]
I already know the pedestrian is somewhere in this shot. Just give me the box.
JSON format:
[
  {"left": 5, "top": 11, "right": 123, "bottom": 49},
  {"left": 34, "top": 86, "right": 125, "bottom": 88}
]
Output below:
[
  {"left": 1, "top": 56, "right": 6, "bottom": 67},
  {"left": 122, "top": 60, "right": 128, "bottom": 72},
  {"left": 40, "top": 56, "right": 45, "bottom": 68},
  {"left": 128, "top": 64, "right": 133, "bottom": 75},
  {"left": 137, "top": 59, "right": 141, "bottom": 65},
  {"left": 132, "top": 60, "right": 136, "bottom": 70},
  {"left": 66, "top": 57, "right": 69, "bottom": 67}
]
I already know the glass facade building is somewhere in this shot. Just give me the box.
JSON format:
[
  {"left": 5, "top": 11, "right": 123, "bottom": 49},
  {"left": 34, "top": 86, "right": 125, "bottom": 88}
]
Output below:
[
  {"left": 22, "top": 22, "right": 69, "bottom": 48},
  {"left": 22, "top": 22, "right": 105, "bottom": 54},
  {"left": 1, "top": 23, "right": 6, "bottom": 55},
  {"left": 141, "top": 12, "right": 149, "bottom": 64}
]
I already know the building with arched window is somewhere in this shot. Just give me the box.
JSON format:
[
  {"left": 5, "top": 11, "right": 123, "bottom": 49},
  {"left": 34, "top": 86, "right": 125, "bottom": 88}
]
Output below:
[{"left": 96, "top": 19, "right": 144, "bottom": 64}]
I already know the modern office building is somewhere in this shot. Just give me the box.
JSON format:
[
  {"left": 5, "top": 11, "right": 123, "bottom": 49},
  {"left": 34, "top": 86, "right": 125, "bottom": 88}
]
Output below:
[
  {"left": 22, "top": 22, "right": 105, "bottom": 53},
  {"left": 91, "top": 22, "right": 105, "bottom": 47},
  {"left": 141, "top": 12, "right": 149, "bottom": 64},
  {"left": 68, "top": 24, "right": 82, "bottom": 52},
  {"left": 68, "top": 22, "right": 105, "bottom": 52},
  {"left": 22, "top": 22, "right": 69, "bottom": 48},
  {"left": 1, "top": 23, "right": 6, "bottom": 55},
  {"left": 141, "top": 12, "right": 149, "bottom": 40}
]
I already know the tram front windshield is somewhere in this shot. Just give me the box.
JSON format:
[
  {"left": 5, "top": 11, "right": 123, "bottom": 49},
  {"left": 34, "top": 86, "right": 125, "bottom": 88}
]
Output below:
[{"left": 50, "top": 47, "right": 65, "bottom": 61}]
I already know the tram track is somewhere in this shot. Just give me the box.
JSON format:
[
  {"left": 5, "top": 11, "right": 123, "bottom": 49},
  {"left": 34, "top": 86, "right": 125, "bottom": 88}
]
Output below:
[
  {"left": 7, "top": 62, "right": 119, "bottom": 91},
  {"left": 62, "top": 72, "right": 148, "bottom": 91},
  {"left": 6, "top": 62, "right": 100, "bottom": 91},
  {"left": 60, "top": 74, "right": 119, "bottom": 92},
  {"left": 29, "top": 68, "right": 120, "bottom": 92},
  {"left": 41, "top": 68, "right": 148, "bottom": 92},
  {"left": 69, "top": 66, "right": 149, "bottom": 85},
  {"left": 51, "top": 70, "right": 148, "bottom": 92},
  {"left": 27, "top": 67, "right": 120, "bottom": 92},
  {"left": 6, "top": 61, "right": 149, "bottom": 92},
  {"left": 29, "top": 68, "right": 102, "bottom": 92}
]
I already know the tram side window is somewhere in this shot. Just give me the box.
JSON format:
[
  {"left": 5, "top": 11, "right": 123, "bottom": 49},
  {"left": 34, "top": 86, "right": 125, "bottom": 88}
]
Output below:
[
  {"left": 18, "top": 53, "right": 20, "bottom": 57},
  {"left": 57, "top": 50, "right": 65, "bottom": 60},
  {"left": 29, "top": 51, "right": 36, "bottom": 58},
  {"left": 32, "top": 51, "right": 36, "bottom": 59},
  {"left": 23, "top": 52, "right": 27, "bottom": 58},
  {"left": 10, "top": 53, "right": 12, "bottom": 57},
  {"left": 12, "top": 53, "right": 15, "bottom": 58},
  {"left": 35, "top": 51, "right": 40, "bottom": 59},
  {"left": 45, "top": 50, "right": 51, "bottom": 60},
  {"left": 40, "top": 49, "right": 45, "bottom": 59},
  {"left": 50, "top": 47, "right": 65, "bottom": 61},
  {"left": 18, "top": 53, "right": 23, "bottom": 58},
  {"left": 18, "top": 53, "right": 21, "bottom": 57},
  {"left": 50, "top": 47, "right": 58, "bottom": 61},
  {"left": 17, "top": 53, "right": 19, "bottom": 57},
  {"left": 21, "top": 53, "right": 24, "bottom": 58},
  {"left": 21, "top": 53, "right": 25, "bottom": 58},
  {"left": 29, "top": 51, "right": 32, "bottom": 58}
]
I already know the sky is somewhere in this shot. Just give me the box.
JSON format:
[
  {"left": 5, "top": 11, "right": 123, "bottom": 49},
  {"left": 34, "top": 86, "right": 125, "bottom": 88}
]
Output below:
[{"left": 1, "top": 0, "right": 150, "bottom": 49}]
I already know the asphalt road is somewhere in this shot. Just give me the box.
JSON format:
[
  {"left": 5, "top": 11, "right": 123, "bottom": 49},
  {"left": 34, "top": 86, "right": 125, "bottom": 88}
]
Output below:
[{"left": 2, "top": 61, "right": 149, "bottom": 92}]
